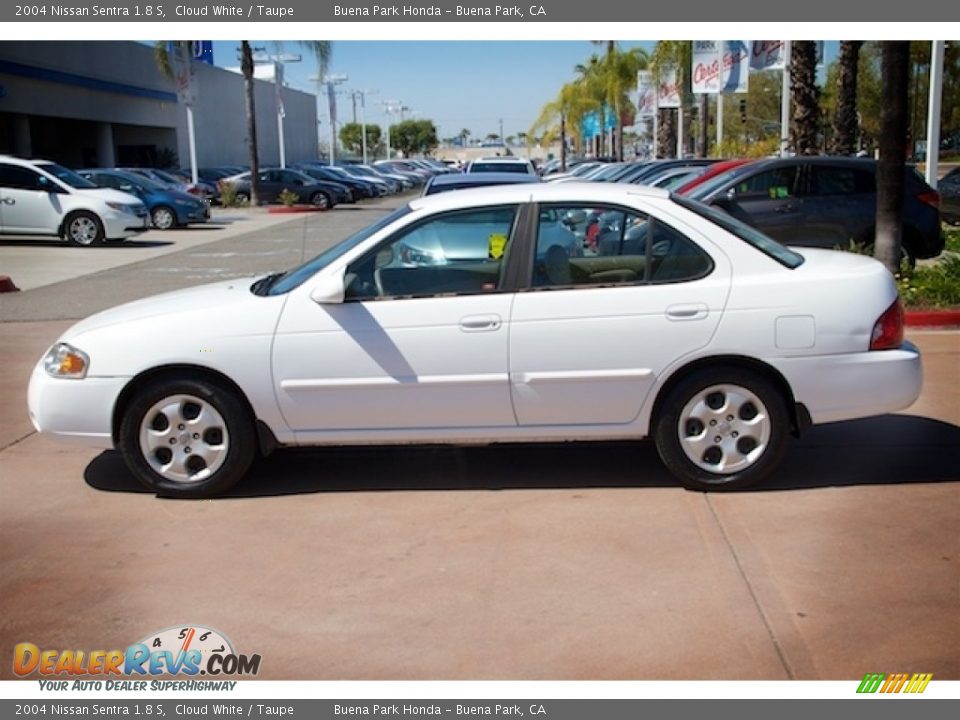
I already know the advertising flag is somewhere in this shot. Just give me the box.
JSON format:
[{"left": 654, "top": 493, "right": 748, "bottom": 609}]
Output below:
[
  {"left": 721, "top": 41, "right": 750, "bottom": 93},
  {"left": 637, "top": 70, "right": 656, "bottom": 116},
  {"left": 691, "top": 41, "right": 721, "bottom": 94},
  {"left": 750, "top": 40, "right": 786, "bottom": 70},
  {"left": 657, "top": 64, "right": 680, "bottom": 108}
]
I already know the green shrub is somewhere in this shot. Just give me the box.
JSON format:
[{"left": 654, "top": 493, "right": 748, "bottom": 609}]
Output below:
[
  {"left": 897, "top": 255, "right": 960, "bottom": 308},
  {"left": 277, "top": 188, "right": 299, "bottom": 207},
  {"left": 218, "top": 180, "right": 242, "bottom": 208}
]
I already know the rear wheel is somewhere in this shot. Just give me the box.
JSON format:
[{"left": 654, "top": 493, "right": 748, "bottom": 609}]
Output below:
[
  {"left": 118, "top": 377, "right": 257, "bottom": 498},
  {"left": 234, "top": 191, "right": 250, "bottom": 205},
  {"left": 64, "top": 211, "right": 105, "bottom": 246},
  {"left": 654, "top": 368, "right": 790, "bottom": 491}
]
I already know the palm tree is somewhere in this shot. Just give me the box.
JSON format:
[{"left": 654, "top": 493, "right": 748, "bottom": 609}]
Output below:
[
  {"left": 875, "top": 42, "right": 911, "bottom": 273},
  {"left": 589, "top": 42, "right": 650, "bottom": 159},
  {"left": 790, "top": 41, "right": 821, "bottom": 155},
  {"left": 529, "top": 81, "right": 594, "bottom": 170},
  {"left": 459, "top": 128, "right": 471, "bottom": 147},
  {"left": 830, "top": 41, "right": 863, "bottom": 155},
  {"left": 651, "top": 41, "right": 692, "bottom": 158}
]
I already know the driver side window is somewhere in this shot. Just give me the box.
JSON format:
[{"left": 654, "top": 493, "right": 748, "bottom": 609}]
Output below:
[{"left": 345, "top": 206, "right": 518, "bottom": 300}]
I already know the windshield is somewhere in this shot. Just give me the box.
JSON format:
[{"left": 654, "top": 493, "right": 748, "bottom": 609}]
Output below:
[
  {"left": 673, "top": 195, "right": 804, "bottom": 269},
  {"left": 686, "top": 167, "right": 751, "bottom": 200},
  {"left": 117, "top": 172, "right": 165, "bottom": 192},
  {"left": 263, "top": 205, "right": 413, "bottom": 296},
  {"left": 39, "top": 162, "right": 98, "bottom": 189}
]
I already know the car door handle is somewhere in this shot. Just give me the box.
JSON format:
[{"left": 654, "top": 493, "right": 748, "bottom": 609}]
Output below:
[
  {"left": 1, "top": 198, "right": 14, "bottom": 205},
  {"left": 666, "top": 303, "right": 708, "bottom": 321},
  {"left": 459, "top": 314, "right": 502, "bottom": 332}
]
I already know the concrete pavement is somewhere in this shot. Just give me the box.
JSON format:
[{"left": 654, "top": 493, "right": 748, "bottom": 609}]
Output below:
[{"left": 1, "top": 326, "right": 956, "bottom": 680}]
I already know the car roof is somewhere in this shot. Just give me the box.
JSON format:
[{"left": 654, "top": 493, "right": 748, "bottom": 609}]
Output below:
[
  {"left": 408, "top": 180, "right": 668, "bottom": 213},
  {"left": 428, "top": 173, "right": 540, "bottom": 188}
]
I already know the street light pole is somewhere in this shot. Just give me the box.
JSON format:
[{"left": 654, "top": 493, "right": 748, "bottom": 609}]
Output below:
[
  {"left": 352, "top": 88, "right": 378, "bottom": 164},
  {"left": 252, "top": 50, "right": 301, "bottom": 169},
  {"left": 322, "top": 74, "right": 348, "bottom": 164}
]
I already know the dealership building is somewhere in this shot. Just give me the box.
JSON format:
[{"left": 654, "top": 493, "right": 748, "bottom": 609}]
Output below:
[{"left": 0, "top": 41, "right": 318, "bottom": 169}]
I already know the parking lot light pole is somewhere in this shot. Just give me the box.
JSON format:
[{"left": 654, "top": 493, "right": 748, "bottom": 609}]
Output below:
[
  {"left": 353, "top": 88, "right": 378, "bottom": 164},
  {"left": 253, "top": 52, "right": 302, "bottom": 169},
  {"left": 383, "top": 100, "right": 401, "bottom": 159},
  {"left": 320, "top": 74, "right": 349, "bottom": 164},
  {"left": 780, "top": 41, "right": 792, "bottom": 157}
]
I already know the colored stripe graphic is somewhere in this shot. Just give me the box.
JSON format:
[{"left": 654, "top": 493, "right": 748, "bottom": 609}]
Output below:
[{"left": 857, "top": 672, "right": 931, "bottom": 693}]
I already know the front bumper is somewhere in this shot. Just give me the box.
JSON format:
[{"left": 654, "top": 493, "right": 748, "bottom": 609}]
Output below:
[
  {"left": 103, "top": 210, "right": 149, "bottom": 239},
  {"left": 27, "top": 360, "right": 128, "bottom": 449},
  {"left": 179, "top": 204, "right": 211, "bottom": 224},
  {"left": 772, "top": 341, "right": 923, "bottom": 425}
]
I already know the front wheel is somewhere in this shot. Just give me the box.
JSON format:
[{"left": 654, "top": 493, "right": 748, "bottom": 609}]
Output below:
[
  {"left": 151, "top": 205, "right": 178, "bottom": 230},
  {"left": 310, "top": 191, "right": 331, "bottom": 209},
  {"left": 654, "top": 368, "right": 790, "bottom": 491},
  {"left": 64, "top": 211, "right": 105, "bottom": 246},
  {"left": 118, "top": 377, "right": 257, "bottom": 498}
]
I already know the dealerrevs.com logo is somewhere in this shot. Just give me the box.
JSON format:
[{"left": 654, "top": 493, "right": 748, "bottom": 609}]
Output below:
[
  {"left": 13, "top": 625, "right": 261, "bottom": 678},
  {"left": 857, "top": 673, "right": 933, "bottom": 694}
]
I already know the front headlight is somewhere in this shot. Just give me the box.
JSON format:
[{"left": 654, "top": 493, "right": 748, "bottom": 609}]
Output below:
[
  {"left": 106, "top": 202, "right": 137, "bottom": 215},
  {"left": 43, "top": 343, "right": 89, "bottom": 379}
]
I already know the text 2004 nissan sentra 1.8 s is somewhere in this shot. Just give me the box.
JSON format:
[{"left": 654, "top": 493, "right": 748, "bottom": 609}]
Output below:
[{"left": 28, "top": 184, "right": 922, "bottom": 498}]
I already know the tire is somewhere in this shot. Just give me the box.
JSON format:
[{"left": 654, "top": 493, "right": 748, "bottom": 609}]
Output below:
[
  {"left": 151, "top": 205, "right": 178, "bottom": 230},
  {"left": 118, "top": 377, "right": 257, "bottom": 498},
  {"left": 234, "top": 191, "right": 250, "bottom": 205},
  {"left": 310, "top": 191, "right": 331, "bottom": 209},
  {"left": 64, "top": 211, "right": 105, "bottom": 246},
  {"left": 654, "top": 367, "right": 790, "bottom": 491}
]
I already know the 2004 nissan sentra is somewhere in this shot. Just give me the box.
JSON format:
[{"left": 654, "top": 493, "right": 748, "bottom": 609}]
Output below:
[{"left": 28, "top": 183, "right": 922, "bottom": 498}]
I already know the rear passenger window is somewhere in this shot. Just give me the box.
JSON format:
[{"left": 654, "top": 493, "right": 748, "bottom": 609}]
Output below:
[
  {"left": 811, "top": 166, "right": 874, "bottom": 195},
  {"left": 533, "top": 205, "right": 712, "bottom": 288},
  {"left": 731, "top": 167, "right": 798, "bottom": 199}
]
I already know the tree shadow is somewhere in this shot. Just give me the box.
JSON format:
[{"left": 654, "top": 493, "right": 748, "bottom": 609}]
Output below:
[{"left": 84, "top": 414, "right": 960, "bottom": 499}]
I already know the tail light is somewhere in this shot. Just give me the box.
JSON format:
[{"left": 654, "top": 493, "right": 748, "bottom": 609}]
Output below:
[
  {"left": 916, "top": 190, "right": 940, "bottom": 210},
  {"left": 870, "top": 297, "right": 904, "bottom": 350},
  {"left": 187, "top": 186, "right": 203, "bottom": 196}
]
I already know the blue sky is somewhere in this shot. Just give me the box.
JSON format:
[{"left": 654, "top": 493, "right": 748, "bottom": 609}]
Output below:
[
  {"left": 211, "top": 41, "right": 654, "bottom": 140},
  {"left": 209, "top": 41, "right": 838, "bottom": 141}
]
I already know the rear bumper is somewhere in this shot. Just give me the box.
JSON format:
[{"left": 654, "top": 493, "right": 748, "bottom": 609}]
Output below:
[{"left": 772, "top": 342, "right": 922, "bottom": 425}]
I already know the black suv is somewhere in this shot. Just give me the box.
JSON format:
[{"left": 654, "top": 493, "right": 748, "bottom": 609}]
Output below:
[{"left": 685, "top": 157, "right": 944, "bottom": 262}]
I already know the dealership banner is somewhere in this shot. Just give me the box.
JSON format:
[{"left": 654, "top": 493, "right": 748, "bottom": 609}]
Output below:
[
  {"left": 691, "top": 41, "right": 721, "bottom": 94},
  {"left": 721, "top": 41, "right": 751, "bottom": 93},
  {"left": 750, "top": 40, "right": 786, "bottom": 70},
  {"left": 656, "top": 64, "right": 681, "bottom": 109},
  {"left": 637, "top": 70, "right": 656, "bottom": 117}
]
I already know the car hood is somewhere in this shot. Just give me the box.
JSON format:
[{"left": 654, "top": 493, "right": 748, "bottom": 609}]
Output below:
[
  {"left": 74, "top": 187, "right": 143, "bottom": 205},
  {"left": 63, "top": 278, "right": 261, "bottom": 339}
]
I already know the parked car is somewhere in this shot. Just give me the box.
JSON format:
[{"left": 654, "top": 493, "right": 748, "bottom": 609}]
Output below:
[
  {"left": 333, "top": 165, "right": 398, "bottom": 194},
  {"left": 467, "top": 157, "right": 537, "bottom": 175},
  {"left": 620, "top": 159, "right": 720, "bottom": 185},
  {"left": 543, "top": 162, "right": 604, "bottom": 183},
  {"left": 939, "top": 166, "right": 960, "bottom": 225},
  {"left": 78, "top": 169, "right": 210, "bottom": 229},
  {"left": 675, "top": 159, "right": 753, "bottom": 195},
  {"left": 686, "top": 157, "right": 944, "bottom": 263},
  {"left": 422, "top": 172, "right": 540, "bottom": 196},
  {"left": 123, "top": 167, "right": 218, "bottom": 204},
  {"left": 0, "top": 155, "right": 148, "bottom": 245},
  {"left": 297, "top": 164, "right": 378, "bottom": 199},
  {"left": 228, "top": 169, "right": 350, "bottom": 208},
  {"left": 28, "top": 183, "right": 920, "bottom": 498}
]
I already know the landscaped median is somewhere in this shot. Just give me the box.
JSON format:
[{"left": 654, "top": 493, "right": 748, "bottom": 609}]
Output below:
[{"left": 900, "top": 225, "right": 960, "bottom": 327}]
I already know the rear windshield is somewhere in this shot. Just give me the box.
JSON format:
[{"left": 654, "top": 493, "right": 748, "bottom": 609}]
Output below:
[
  {"left": 471, "top": 163, "right": 529, "bottom": 174},
  {"left": 673, "top": 195, "right": 804, "bottom": 269}
]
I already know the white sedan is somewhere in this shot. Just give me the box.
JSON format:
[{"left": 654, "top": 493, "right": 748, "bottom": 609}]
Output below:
[{"left": 28, "top": 183, "right": 922, "bottom": 497}]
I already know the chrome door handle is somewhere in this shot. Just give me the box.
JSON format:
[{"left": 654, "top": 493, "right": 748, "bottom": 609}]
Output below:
[{"left": 666, "top": 303, "right": 709, "bottom": 321}]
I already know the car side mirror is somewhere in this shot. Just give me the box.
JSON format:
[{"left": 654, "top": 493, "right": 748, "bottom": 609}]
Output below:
[{"left": 310, "top": 269, "right": 346, "bottom": 304}]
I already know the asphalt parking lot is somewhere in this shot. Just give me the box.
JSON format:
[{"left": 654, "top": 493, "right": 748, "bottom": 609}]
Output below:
[{"left": 0, "top": 202, "right": 957, "bottom": 680}]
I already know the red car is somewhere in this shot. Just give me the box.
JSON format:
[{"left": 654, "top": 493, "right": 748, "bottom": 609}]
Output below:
[{"left": 675, "top": 158, "right": 753, "bottom": 195}]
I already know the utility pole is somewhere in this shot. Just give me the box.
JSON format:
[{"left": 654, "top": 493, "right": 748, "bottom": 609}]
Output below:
[{"left": 351, "top": 88, "right": 378, "bottom": 164}]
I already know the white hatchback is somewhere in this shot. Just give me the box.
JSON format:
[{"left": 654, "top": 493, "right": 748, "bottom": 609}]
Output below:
[
  {"left": 28, "top": 183, "right": 922, "bottom": 497},
  {"left": 0, "top": 156, "right": 148, "bottom": 245}
]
